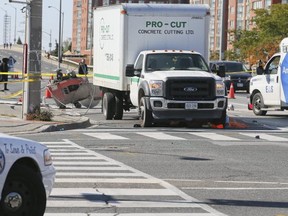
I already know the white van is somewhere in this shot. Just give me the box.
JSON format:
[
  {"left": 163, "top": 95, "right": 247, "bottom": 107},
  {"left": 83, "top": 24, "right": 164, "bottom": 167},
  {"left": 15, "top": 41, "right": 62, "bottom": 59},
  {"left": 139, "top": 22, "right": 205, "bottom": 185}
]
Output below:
[{"left": 249, "top": 37, "right": 288, "bottom": 115}]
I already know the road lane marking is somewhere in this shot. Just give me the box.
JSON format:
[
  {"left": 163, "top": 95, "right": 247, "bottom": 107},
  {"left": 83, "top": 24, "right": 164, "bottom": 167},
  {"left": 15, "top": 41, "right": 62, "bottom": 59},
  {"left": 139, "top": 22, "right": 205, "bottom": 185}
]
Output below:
[
  {"left": 51, "top": 188, "right": 179, "bottom": 196},
  {"left": 137, "top": 132, "right": 186, "bottom": 140},
  {"left": 239, "top": 133, "right": 288, "bottom": 141},
  {"left": 83, "top": 132, "right": 129, "bottom": 139},
  {"left": 189, "top": 132, "right": 240, "bottom": 141}
]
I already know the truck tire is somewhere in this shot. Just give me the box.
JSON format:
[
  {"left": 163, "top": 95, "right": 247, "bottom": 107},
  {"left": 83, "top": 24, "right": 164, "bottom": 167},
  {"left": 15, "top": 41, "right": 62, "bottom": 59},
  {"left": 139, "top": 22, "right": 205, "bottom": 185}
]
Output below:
[
  {"left": 0, "top": 165, "right": 46, "bottom": 216},
  {"left": 114, "top": 93, "right": 123, "bottom": 120},
  {"left": 139, "top": 97, "right": 153, "bottom": 127},
  {"left": 252, "top": 93, "right": 267, "bottom": 116},
  {"left": 103, "top": 92, "right": 115, "bottom": 120}
]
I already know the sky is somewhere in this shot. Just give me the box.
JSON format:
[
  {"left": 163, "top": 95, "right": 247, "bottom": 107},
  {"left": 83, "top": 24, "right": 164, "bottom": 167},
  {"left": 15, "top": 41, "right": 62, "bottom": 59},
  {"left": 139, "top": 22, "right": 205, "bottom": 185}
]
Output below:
[{"left": 0, "top": 0, "right": 72, "bottom": 52}]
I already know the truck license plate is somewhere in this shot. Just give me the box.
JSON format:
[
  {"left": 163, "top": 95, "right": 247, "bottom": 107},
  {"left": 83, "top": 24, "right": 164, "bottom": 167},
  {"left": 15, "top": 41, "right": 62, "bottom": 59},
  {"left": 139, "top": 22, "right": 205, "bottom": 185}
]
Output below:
[
  {"left": 185, "top": 102, "right": 198, "bottom": 109},
  {"left": 237, "top": 83, "right": 243, "bottom": 87}
]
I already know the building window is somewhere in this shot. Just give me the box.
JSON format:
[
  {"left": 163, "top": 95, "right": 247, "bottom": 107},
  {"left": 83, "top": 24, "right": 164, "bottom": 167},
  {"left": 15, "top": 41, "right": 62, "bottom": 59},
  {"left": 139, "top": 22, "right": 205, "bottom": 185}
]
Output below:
[{"left": 252, "top": 1, "right": 263, "bottom": 9}]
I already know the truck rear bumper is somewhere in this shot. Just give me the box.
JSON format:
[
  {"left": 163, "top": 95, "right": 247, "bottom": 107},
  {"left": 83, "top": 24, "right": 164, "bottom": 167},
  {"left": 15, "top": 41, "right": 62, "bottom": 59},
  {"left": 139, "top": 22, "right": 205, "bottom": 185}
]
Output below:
[{"left": 149, "top": 97, "right": 227, "bottom": 121}]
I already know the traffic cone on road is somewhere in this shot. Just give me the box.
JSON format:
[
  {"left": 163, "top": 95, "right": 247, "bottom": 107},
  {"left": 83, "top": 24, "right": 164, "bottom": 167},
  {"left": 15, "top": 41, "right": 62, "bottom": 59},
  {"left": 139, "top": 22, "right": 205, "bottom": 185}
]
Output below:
[
  {"left": 228, "top": 83, "right": 235, "bottom": 99},
  {"left": 45, "top": 87, "right": 52, "bottom": 98}
]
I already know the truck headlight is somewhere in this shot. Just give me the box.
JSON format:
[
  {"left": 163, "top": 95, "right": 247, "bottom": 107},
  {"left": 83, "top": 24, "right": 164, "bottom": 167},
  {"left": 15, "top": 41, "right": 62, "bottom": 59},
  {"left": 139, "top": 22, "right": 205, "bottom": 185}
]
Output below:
[
  {"left": 216, "top": 81, "right": 225, "bottom": 96},
  {"left": 149, "top": 80, "right": 163, "bottom": 96},
  {"left": 224, "top": 75, "right": 231, "bottom": 81},
  {"left": 44, "top": 149, "right": 53, "bottom": 166}
]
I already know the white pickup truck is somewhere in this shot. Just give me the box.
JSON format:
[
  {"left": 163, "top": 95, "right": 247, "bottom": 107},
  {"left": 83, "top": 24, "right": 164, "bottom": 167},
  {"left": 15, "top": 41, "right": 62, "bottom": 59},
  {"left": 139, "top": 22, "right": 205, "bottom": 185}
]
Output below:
[
  {"left": 0, "top": 133, "right": 55, "bottom": 216},
  {"left": 249, "top": 37, "right": 288, "bottom": 115},
  {"left": 93, "top": 3, "right": 227, "bottom": 127}
]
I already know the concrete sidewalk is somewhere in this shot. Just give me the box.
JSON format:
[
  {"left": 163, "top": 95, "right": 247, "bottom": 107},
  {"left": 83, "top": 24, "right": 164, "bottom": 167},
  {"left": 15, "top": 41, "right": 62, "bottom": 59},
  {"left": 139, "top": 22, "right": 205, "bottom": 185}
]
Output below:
[{"left": 0, "top": 101, "right": 91, "bottom": 135}]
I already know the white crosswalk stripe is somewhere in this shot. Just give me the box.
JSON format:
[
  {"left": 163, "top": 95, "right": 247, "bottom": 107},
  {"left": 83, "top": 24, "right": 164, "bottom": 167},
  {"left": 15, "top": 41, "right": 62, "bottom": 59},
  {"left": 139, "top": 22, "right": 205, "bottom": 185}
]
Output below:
[
  {"left": 83, "top": 132, "right": 129, "bottom": 139},
  {"left": 137, "top": 132, "right": 186, "bottom": 140},
  {"left": 239, "top": 133, "right": 288, "bottom": 142},
  {"left": 189, "top": 132, "right": 240, "bottom": 141},
  {"left": 43, "top": 139, "right": 227, "bottom": 216},
  {"left": 82, "top": 131, "right": 288, "bottom": 143}
]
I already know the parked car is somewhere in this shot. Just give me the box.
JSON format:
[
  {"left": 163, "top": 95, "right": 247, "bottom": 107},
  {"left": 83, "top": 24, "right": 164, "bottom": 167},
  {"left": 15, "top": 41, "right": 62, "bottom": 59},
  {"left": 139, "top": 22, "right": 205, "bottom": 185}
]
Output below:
[
  {"left": 210, "top": 61, "right": 252, "bottom": 93},
  {"left": 0, "top": 133, "right": 56, "bottom": 216}
]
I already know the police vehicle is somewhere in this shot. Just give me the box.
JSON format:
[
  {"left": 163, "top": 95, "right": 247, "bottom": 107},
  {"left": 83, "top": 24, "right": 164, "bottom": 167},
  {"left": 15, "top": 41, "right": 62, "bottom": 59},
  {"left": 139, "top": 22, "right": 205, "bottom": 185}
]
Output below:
[{"left": 0, "top": 133, "right": 55, "bottom": 216}]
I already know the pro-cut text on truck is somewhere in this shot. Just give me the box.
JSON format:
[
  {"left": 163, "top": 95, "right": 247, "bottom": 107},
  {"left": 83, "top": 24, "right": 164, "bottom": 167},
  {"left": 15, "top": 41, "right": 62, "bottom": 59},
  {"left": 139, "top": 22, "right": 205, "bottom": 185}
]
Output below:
[
  {"left": 249, "top": 37, "right": 288, "bottom": 115},
  {"left": 93, "top": 3, "right": 227, "bottom": 127}
]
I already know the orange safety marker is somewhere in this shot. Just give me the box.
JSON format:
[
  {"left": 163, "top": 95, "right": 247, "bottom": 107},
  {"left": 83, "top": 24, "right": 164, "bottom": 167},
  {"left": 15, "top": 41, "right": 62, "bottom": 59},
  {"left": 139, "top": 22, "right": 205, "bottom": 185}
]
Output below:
[
  {"left": 45, "top": 87, "right": 52, "bottom": 98},
  {"left": 228, "top": 82, "right": 235, "bottom": 99}
]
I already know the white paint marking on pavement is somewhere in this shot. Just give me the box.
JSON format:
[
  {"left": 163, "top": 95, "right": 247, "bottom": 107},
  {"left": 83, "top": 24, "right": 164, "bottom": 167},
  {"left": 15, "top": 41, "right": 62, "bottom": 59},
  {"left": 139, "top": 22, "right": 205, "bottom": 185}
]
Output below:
[
  {"left": 137, "top": 132, "right": 186, "bottom": 140},
  {"left": 51, "top": 139, "right": 228, "bottom": 216},
  {"left": 189, "top": 132, "right": 240, "bottom": 141},
  {"left": 55, "top": 166, "right": 127, "bottom": 171},
  {"left": 51, "top": 188, "right": 178, "bottom": 196},
  {"left": 83, "top": 133, "right": 129, "bottom": 140},
  {"left": 51, "top": 152, "right": 92, "bottom": 156},
  {"left": 239, "top": 133, "right": 288, "bottom": 142},
  {"left": 182, "top": 187, "right": 288, "bottom": 190},
  {"left": 53, "top": 161, "right": 117, "bottom": 166},
  {"left": 52, "top": 157, "right": 98, "bottom": 160},
  {"left": 45, "top": 213, "right": 215, "bottom": 216},
  {"left": 55, "top": 178, "right": 159, "bottom": 184},
  {"left": 46, "top": 200, "right": 199, "bottom": 208}
]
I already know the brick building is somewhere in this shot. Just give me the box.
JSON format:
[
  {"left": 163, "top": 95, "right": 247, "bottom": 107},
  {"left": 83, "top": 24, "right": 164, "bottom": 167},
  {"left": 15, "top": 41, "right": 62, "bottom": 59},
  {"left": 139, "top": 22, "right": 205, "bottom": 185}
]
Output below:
[{"left": 71, "top": 0, "right": 286, "bottom": 64}]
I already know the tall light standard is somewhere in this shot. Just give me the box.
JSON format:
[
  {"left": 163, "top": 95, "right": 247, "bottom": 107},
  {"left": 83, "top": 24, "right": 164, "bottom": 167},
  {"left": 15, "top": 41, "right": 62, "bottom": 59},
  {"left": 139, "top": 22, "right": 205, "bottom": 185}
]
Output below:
[
  {"left": 5, "top": 3, "right": 17, "bottom": 44},
  {"left": 42, "top": 30, "right": 52, "bottom": 53},
  {"left": 48, "top": 2, "right": 63, "bottom": 68}
]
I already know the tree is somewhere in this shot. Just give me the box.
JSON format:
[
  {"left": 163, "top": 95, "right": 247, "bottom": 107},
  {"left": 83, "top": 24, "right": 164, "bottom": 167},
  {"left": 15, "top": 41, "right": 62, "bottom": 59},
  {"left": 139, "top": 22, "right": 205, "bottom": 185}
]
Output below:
[{"left": 228, "top": 4, "right": 288, "bottom": 65}]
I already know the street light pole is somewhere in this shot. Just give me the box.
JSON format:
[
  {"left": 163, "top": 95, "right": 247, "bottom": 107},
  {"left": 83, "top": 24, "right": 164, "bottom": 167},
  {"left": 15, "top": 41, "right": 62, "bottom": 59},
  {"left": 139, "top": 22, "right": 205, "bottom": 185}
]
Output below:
[
  {"left": 5, "top": 3, "right": 17, "bottom": 44},
  {"left": 48, "top": 2, "right": 63, "bottom": 68},
  {"left": 42, "top": 30, "right": 52, "bottom": 53}
]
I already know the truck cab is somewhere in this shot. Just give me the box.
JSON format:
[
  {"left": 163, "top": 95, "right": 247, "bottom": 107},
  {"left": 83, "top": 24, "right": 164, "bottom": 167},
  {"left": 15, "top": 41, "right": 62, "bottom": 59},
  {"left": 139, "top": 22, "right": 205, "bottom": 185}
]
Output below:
[
  {"left": 249, "top": 37, "right": 288, "bottom": 115},
  {"left": 126, "top": 50, "right": 227, "bottom": 127}
]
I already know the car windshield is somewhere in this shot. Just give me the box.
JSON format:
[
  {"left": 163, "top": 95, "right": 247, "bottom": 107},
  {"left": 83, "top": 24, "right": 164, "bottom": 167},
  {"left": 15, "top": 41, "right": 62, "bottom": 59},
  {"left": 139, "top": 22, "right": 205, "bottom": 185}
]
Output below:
[
  {"left": 145, "top": 53, "right": 210, "bottom": 72},
  {"left": 222, "top": 62, "right": 248, "bottom": 73}
]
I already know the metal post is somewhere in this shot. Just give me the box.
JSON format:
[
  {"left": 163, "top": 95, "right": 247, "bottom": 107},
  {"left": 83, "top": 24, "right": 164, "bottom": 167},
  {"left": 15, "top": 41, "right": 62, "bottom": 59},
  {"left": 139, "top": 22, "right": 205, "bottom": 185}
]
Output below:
[
  {"left": 23, "top": 0, "right": 42, "bottom": 117},
  {"left": 58, "top": 0, "right": 62, "bottom": 67}
]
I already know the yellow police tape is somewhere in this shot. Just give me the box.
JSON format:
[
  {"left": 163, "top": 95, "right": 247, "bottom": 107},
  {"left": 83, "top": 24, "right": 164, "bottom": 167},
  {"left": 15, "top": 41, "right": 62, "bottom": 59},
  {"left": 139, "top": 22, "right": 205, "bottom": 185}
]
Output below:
[
  {"left": 0, "top": 71, "right": 93, "bottom": 78},
  {"left": 0, "top": 90, "right": 23, "bottom": 99}
]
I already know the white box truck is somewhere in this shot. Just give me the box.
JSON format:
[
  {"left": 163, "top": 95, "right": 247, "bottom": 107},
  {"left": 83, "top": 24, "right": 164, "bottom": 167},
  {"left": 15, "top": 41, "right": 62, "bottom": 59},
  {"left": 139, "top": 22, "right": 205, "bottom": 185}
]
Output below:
[
  {"left": 93, "top": 3, "right": 227, "bottom": 127},
  {"left": 249, "top": 37, "right": 288, "bottom": 115}
]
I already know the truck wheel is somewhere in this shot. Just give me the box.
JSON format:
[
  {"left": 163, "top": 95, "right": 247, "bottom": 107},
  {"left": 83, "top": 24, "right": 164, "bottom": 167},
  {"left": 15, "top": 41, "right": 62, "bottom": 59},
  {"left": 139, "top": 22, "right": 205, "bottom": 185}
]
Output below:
[
  {"left": 252, "top": 93, "right": 267, "bottom": 116},
  {"left": 114, "top": 93, "right": 123, "bottom": 120},
  {"left": 0, "top": 165, "right": 46, "bottom": 216},
  {"left": 139, "top": 97, "right": 153, "bottom": 127},
  {"left": 103, "top": 92, "right": 115, "bottom": 120}
]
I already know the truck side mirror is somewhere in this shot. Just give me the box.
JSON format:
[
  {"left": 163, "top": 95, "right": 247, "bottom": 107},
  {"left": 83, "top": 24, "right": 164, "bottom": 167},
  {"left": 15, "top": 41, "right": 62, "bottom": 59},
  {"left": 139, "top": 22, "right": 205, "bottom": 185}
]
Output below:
[
  {"left": 126, "top": 64, "right": 135, "bottom": 77},
  {"left": 217, "top": 65, "right": 225, "bottom": 78}
]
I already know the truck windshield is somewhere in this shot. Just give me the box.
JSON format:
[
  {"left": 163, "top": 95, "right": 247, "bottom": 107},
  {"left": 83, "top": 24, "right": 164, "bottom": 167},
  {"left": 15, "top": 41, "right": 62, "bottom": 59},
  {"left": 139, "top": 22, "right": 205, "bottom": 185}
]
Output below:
[{"left": 145, "top": 53, "right": 209, "bottom": 72}]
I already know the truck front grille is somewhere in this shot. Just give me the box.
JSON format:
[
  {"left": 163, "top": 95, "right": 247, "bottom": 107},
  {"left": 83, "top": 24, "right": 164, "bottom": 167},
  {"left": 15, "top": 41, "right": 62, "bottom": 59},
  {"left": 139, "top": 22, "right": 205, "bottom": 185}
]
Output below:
[{"left": 165, "top": 78, "right": 215, "bottom": 101}]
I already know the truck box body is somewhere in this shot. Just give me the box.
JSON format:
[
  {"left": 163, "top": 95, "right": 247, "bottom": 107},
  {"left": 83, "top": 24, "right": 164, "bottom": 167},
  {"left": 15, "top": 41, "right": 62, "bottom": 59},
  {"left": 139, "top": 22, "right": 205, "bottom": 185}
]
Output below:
[{"left": 93, "top": 3, "right": 210, "bottom": 91}]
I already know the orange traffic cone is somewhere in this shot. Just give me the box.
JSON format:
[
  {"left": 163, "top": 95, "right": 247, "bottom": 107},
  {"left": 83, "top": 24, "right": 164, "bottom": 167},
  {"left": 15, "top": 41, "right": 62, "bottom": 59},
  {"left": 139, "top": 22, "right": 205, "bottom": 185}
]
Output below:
[
  {"left": 45, "top": 87, "right": 52, "bottom": 98},
  {"left": 228, "top": 82, "right": 235, "bottom": 99}
]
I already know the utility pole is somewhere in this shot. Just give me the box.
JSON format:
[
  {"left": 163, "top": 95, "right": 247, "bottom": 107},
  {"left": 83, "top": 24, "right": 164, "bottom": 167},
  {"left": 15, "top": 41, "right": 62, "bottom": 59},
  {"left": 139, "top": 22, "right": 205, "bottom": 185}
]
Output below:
[{"left": 23, "top": 0, "right": 42, "bottom": 117}]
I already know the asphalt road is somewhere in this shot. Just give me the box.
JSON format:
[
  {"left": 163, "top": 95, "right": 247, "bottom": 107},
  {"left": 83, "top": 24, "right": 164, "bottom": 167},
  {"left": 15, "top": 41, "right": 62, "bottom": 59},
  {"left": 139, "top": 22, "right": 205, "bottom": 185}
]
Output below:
[
  {"left": 16, "top": 92, "right": 288, "bottom": 216},
  {"left": 3, "top": 46, "right": 288, "bottom": 215}
]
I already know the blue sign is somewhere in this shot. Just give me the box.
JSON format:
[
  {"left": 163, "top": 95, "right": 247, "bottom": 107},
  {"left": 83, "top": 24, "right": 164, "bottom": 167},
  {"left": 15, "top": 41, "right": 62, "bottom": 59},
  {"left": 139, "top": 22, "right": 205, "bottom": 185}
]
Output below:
[{"left": 281, "top": 53, "right": 288, "bottom": 103}]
